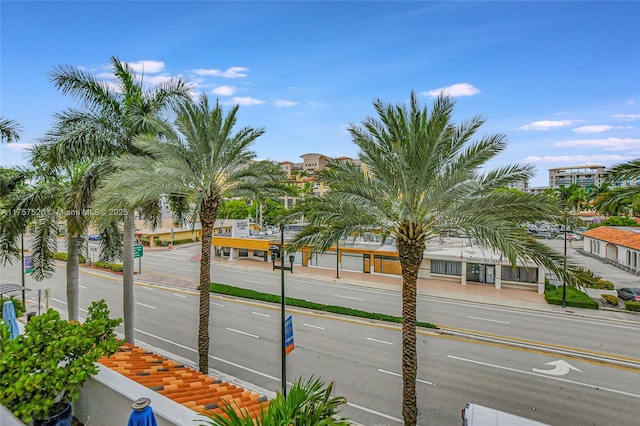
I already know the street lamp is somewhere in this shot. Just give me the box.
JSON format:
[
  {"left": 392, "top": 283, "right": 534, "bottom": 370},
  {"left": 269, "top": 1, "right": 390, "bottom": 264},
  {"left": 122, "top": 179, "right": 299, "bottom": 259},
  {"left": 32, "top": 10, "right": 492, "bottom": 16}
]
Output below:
[
  {"left": 562, "top": 207, "right": 568, "bottom": 308},
  {"left": 269, "top": 226, "right": 294, "bottom": 398}
]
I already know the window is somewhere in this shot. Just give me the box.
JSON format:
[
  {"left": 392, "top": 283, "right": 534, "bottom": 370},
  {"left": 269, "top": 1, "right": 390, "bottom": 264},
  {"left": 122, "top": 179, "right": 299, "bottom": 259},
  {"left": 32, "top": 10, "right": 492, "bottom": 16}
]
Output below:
[
  {"left": 501, "top": 266, "right": 537, "bottom": 283},
  {"left": 431, "top": 260, "right": 462, "bottom": 276}
]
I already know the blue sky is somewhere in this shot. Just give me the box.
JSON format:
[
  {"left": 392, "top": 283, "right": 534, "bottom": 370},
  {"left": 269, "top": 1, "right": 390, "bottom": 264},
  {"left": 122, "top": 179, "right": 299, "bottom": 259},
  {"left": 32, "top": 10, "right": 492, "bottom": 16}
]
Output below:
[{"left": 1, "top": 1, "right": 639, "bottom": 187}]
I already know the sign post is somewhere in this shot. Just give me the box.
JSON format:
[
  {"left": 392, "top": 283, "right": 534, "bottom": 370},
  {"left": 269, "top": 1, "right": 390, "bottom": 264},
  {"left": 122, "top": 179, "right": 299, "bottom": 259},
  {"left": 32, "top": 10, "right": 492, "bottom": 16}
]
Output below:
[{"left": 134, "top": 244, "right": 144, "bottom": 274}]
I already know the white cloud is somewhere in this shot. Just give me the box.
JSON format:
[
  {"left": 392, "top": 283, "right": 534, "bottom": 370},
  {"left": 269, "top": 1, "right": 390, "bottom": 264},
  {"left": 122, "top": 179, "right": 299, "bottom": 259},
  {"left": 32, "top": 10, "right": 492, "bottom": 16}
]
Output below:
[
  {"left": 126, "top": 60, "right": 165, "bottom": 73},
  {"left": 230, "top": 96, "right": 265, "bottom": 106},
  {"left": 572, "top": 125, "right": 613, "bottom": 133},
  {"left": 212, "top": 85, "right": 236, "bottom": 96},
  {"left": 421, "top": 82, "right": 480, "bottom": 98},
  {"left": 192, "top": 67, "right": 248, "bottom": 78},
  {"left": 3, "top": 143, "right": 34, "bottom": 152},
  {"left": 625, "top": 100, "right": 636, "bottom": 105},
  {"left": 517, "top": 120, "right": 574, "bottom": 131},
  {"left": 523, "top": 154, "right": 627, "bottom": 163},
  {"left": 274, "top": 99, "right": 299, "bottom": 108},
  {"left": 141, "top": 74, "right": 175, "bottom": 85},
  {"left": 554, "top": 137, "right": 640, "bottom": 150},
  {"left": 611, "top": 113, "right": 640, "bottom": 120}
]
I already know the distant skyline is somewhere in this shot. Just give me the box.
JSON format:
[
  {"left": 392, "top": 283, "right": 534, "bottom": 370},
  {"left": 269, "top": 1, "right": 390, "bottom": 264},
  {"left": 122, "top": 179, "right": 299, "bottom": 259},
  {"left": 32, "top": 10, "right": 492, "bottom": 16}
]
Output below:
[{"left": 1, "top": 1, "right": 639, "bottom": 187}]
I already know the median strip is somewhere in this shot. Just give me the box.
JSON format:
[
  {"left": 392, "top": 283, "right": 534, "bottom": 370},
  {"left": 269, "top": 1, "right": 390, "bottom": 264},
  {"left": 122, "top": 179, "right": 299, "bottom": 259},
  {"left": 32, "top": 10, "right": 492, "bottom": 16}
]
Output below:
[{"left": 209, "top": 283, "right": 438, "bottom": 329}]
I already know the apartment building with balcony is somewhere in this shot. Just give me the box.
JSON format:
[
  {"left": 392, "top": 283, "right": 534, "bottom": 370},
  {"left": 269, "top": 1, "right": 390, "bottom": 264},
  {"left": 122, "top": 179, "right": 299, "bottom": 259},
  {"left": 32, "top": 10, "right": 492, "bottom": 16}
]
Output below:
[{"left": 548, "top": 165, "right": 606, "bottom": 189}]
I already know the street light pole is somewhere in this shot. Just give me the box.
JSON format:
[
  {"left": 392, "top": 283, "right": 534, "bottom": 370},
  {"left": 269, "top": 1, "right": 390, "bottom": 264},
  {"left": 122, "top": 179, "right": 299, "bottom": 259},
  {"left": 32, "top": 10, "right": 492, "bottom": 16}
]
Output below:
[
  {"left": 270, "top": 225, "right": 294, "bottom": 399},
  {"left": 336, "top": 241, "right": 339, "bottom": 279},
  {"left": 563, "top": 208, "right": 568, "bottom": 308}
]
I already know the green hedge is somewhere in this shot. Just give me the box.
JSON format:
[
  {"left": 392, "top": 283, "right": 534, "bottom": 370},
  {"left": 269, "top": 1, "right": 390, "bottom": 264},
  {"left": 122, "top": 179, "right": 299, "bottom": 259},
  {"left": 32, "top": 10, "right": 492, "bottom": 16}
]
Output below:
[
  {"left": 209, "top": 283, "right": 438, "bottom": 329},
  {"left": 625, "top": 300, "right": 640, "bottom": 312},
  {"left": 94, "top": 261, "right": 123, "bottom": 272},
  {"left": 601, "top": 294, "right": 618, "bottom": 306},
  {"left": 173, "top": 238, "right": 194, "bottom": 245},
  {"left": 53, "top": 252, "right": 87, "bottom": 263},
  {"left": 545, "top": 286, "right": 599, "bottom": 309}
]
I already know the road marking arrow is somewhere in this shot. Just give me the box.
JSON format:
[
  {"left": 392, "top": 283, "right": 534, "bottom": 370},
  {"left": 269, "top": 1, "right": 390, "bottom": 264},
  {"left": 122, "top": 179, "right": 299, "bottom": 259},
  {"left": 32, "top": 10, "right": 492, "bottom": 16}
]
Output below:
[{"left": 532, "top": 360, "right": 582, "bottom": 376}]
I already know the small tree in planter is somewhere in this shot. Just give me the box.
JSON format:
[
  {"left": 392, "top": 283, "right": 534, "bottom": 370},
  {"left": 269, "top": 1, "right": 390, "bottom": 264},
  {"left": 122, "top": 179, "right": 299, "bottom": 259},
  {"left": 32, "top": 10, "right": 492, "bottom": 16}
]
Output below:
[{"left": 0, "top": 299, "right": 121, "bottom": 424}]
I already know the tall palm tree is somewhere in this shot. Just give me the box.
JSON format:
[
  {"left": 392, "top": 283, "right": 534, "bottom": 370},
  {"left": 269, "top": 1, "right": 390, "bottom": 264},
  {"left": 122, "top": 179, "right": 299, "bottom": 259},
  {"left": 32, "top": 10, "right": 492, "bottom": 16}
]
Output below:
[
  {"left": 287, "top": 92, "right": 569, "bottom": 425},
  {"left": 98, "top": 94, "right": 286, "bottom": 372},
  {"left": 595, "top": 158, "right": 640, "bottom": 214},
  {"left": 0, "top": 117, "right": 21, "bottom": 143},
  {"left": 47, "top": 56, "right": 192, "bottom": 342}
]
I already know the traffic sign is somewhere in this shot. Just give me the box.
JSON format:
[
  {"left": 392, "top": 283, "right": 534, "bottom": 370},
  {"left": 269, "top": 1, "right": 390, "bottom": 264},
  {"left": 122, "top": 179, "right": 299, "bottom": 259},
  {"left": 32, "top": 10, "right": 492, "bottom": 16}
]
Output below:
[
  {"left": 284, "top": 314, "right": 294, "bottom": 355},
  {"left": 134, "top": 244, "right": 144, "bottom": 259}
]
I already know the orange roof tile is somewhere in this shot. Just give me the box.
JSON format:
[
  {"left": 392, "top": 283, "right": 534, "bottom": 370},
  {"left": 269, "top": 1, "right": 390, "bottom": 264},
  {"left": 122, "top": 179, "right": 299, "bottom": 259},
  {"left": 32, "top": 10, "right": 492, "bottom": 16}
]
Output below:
[
  {"left": 581, "top": 226, "right": 640, "bottom": 250},
  {"left": 100, "top": 343, "right": 267, "bottom": 419}
]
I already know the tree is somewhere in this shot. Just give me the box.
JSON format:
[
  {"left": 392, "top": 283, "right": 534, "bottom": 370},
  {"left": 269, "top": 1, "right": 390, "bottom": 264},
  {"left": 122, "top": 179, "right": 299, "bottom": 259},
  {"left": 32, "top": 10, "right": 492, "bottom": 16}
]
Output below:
[
  {"left": 594, "top": 158, "right": 640, "bottom": 215},
  {"left": 98, "top": 94, "right": 285, "bottom": 373},
  {"left": 219, "top": 199, "right": 251, "bottom": 219},
  {"left": 47, "top": 56, "right": 192, "bottom": 343},
  {"left": 0, "top": 117, "right": 22, "bottom": 143},
  {"left": 287, "top": 92, "right": 569, "bottom": 425}
]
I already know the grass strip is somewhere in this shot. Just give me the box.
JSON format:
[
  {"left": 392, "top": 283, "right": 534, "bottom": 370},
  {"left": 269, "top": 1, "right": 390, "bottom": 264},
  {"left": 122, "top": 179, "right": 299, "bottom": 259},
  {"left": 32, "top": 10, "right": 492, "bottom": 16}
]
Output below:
[
  {"left": 210, "top": 283, "right": 438, "bottom": 329},
  {"left": 544, "top": 285, "right": 599, "bottom": 309}
]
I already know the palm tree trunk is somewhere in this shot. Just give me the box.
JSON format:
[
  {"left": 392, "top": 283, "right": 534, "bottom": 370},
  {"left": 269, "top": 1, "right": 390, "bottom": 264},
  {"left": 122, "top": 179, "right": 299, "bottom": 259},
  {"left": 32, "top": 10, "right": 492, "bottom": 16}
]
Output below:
[
  {"left": 123, "top": 210, "right": 135, "bottom": 343},
  {"left": 66, "top": 233, "right": 79, "bottom": 321},
  {"left": 198, "top": 196, "right": 218, "bottom": 373},
  {"left": 396, "top": 237, "right": 425, "bottom": 426}
]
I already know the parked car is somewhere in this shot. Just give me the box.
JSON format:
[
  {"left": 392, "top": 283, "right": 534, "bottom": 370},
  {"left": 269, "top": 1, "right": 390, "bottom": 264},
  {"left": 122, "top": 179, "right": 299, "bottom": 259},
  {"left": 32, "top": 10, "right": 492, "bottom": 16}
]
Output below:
[
  {"left": 556, "top": 233, "right": 583, "bottom": 241},
  {"left": 534, "top": 231, "right": 553, "bottom": 239},
  {"left": 617, "top": 288, "right": 640, "bottom": 302},
  {"left": 88, "top": 234, "right": 102, "bottom": 241}
]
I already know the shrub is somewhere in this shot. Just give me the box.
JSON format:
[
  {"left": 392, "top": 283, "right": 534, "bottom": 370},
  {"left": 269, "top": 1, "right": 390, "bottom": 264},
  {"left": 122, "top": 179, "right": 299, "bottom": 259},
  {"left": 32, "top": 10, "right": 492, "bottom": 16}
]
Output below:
[
  {"left": 93, "top": 261, "right": 123, "bottom": 272},
  {"left": 173, "top": 238, "right": 194, "bottom": 245},
  {"left": 53, "top": 252, "right": 86, "bottom": 263},
  {"left": 545, "top": 281, "right": 557, "bottom": 292},
  {"left": 625, "top": 300, "right": 640, "bottom": 312},
  {"left": 544, "top": 285, "right": 599, "bottom": 309},
  {"left": 601, "top": 294, "right": 619, "bottom": 306}
]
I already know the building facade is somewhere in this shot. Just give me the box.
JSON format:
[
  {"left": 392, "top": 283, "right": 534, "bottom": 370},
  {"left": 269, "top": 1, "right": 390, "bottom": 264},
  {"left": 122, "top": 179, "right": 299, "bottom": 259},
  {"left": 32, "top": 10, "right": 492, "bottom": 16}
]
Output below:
[
  {"left": 581, "top": 226, "right": 640, "bottom": 275},
  {"left": 548, "top": 165, "right": 607, "bottom": 189}
]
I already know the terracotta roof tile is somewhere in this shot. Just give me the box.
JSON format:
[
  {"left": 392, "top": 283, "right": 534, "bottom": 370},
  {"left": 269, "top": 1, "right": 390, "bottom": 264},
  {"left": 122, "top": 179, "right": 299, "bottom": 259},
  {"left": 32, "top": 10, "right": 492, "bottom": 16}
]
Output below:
[
  {"left": 99, "top": 343, "right": 267, "bottom": 419},
  {"left": 582, "top": 226, "right": 640, "bottom": 250}
]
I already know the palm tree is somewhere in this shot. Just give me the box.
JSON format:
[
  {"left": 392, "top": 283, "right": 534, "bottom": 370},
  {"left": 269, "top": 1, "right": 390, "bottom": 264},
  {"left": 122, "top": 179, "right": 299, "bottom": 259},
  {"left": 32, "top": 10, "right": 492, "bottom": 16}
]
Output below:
[
  {"left": 98, "top": 94, "right": 285, "bottom": 372},
  {"left": 595, "top": 158, "right": 640, "bottom": 215},
  {"left": 0, "top": 117, "right": 21, "bottom": 143},
  {"left": 287, "top": 92, "right": 569, "bottom": 425},
  {"left": 47, "top": 56, "right": 192, "bottom": 342},
  {"left": 203, "top": 377, "right": 349, "bottom": 426}
]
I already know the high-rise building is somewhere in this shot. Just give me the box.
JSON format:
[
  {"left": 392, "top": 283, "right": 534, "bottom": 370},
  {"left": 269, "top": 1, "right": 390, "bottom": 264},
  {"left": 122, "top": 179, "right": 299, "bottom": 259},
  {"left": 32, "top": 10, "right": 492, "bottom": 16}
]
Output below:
[{"left": 548, "top": 165, "right": 607, "bottom": 189}]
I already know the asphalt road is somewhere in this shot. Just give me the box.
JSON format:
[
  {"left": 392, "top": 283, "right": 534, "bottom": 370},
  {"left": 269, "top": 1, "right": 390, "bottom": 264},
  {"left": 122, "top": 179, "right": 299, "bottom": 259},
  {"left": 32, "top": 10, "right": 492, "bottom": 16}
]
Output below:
[{"left": 2, "top": 260, "right": 638, "bottom": 426}]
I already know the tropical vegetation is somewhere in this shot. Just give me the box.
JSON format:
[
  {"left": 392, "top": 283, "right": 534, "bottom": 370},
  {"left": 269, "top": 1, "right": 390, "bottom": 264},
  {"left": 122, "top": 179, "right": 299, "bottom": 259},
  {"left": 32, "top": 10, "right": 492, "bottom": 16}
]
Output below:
[
  {"left": 0, "top": 117, "right": 22, "bottom": 143},
  {"left": 286, "top": 92, "right": 570, "bottom": 425},
  {"left": 202, "top": 377, "right": 349, "bottom": 426},
  {"left": 98, "top": 94, "right": 286, "bottom": 373}
]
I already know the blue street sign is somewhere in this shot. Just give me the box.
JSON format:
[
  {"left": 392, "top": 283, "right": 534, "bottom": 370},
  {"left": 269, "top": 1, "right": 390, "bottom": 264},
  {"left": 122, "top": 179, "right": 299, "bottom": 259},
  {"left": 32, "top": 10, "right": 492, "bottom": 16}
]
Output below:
[{"left": 284, "top": 314, "right": 294, "bottom": 355}]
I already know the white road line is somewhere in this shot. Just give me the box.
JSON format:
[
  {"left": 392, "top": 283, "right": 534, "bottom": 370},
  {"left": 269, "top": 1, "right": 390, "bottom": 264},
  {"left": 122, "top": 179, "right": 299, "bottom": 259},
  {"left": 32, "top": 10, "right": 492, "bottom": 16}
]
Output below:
[
  {"left": 245, "top": 279, "right": 265, "bottom": 285},
  {"left": 303, "top": 323, "right": 325, "bottom": 330},
  {"left": 226, "top": 328, "right": 260, "bottom": 339},
  {"left": 175, "top": 268, "right": 192, "bottom": 272},
  {"left": 346, "top": 402, "right": 403, "bottom": 423},
  {"left": 378, "top": 368, "right": 434, "bottom": 385},
  {"left": 51, "top": 297, "right": 66, "bottom": 305},
  {"left": 334, "top": 294, "right": 364, "bottom": 301},
  {"left": 134, "top": 328, "right": 281, "bottom": 382},
  {"left": 173, "top": 293, "right": 187, "bottom": 298},
  {"left": 252, "top": 312, "right": 270, "bottom": 318},
  {"left": 448, "top": 355, "right": 640, "bottom": 399},
  {"left": 79, "top": 308, "right": 87, "bottom": 312},
  {"left": 367, "top": 337, "right": 394, "bottom": 345},
  {"left": 141, "top": 286, "right": 154, "bottom": 290},
  {"left": 79, "top": 285, "right": 88, "bottom": 289},
  {"left": 135, "top": 302, "right": 157, "bottom": 309},
  {"left": 466, "top": 315, "right": 511, "bottom": 324},
  {"left": 211, "top": 302, "right": 225, "bottom": 307}
]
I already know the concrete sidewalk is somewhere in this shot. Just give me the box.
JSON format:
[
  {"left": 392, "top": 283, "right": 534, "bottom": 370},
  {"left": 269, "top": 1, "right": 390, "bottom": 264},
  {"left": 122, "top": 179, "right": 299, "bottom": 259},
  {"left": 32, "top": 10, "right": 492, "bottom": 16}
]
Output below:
[{"left": 118, "top": 246, "right": 638, "bottom": 323}]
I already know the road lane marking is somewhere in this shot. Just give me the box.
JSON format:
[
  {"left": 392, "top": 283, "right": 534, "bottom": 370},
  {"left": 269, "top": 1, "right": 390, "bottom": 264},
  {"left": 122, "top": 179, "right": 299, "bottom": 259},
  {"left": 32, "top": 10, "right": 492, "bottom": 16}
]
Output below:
[
  {"left": 367, "top": 337, "right": 393, "bottom": 345},
  {"left": 79, "top": 285, "right": 88, "bottom": 289},
  {"left": 378, "top": 368, "right": 434, "bottom": 385},
  {"left": 448, "top": 355, "right": 640, "bottom": 398},
  {"left": 334, "top": 294, "right": 364, "bottom": 301},
  {"left": 211, "top": 302, "right": 225, "bottom": 307},
  {"left": 173, "top": 293, "right": 187, "bottom": 298},
  {"left": 532, "top": 360, "right": 582, "bottom": 376},
  {"left": 134, "top": 329, "right": 280, "bottom": 381},
  {"left": 303, "top": 323, "right": 325, "bottom": 330},
  {"left": 136, "top": 302, "right": 157, "bottom": 309},
  {"left": 226, "top": 328, "right": 260, "bottom": 339},
  {"left": 79, "top": 308, "right": 87, "bottom": 312},
  {"left": 252, "top": 312, "right": 270, "bottom": 318},
  {"left": 346, "top": 402, "right": 403, "bottom": 423},
  {"left": 466, "top": 315, "right": 511, "bottom": 324},
  {"left": 51, "top": 297, "right": 66, "bottom": 305},
  {"left": 175, "top": 268, "right": 192, "bottom": 272},
  {"left": 141, "top": 286, "right": 154, "bottom": 290},
  {"left": 245, "top": 279, "right": 265, "bottom": 285}
]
